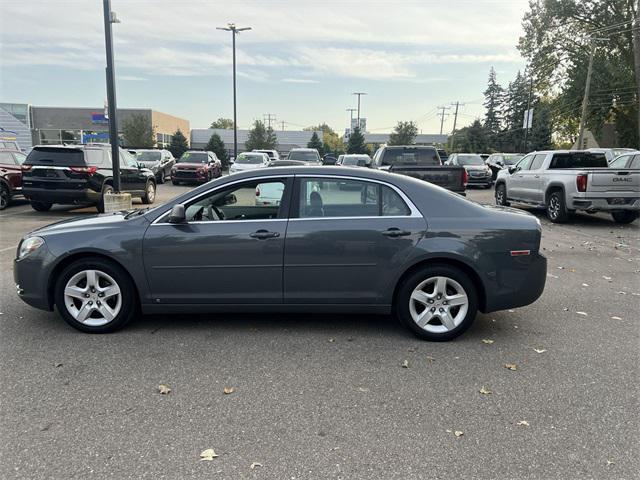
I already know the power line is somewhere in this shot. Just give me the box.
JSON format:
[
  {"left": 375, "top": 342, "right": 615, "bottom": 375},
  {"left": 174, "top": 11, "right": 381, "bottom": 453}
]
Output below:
[
  {"left": 263, "top": 113, "right": 276, "bottom": 129},
  {"left": 436, "top": 106, "right": 451, "bottom": 135}
]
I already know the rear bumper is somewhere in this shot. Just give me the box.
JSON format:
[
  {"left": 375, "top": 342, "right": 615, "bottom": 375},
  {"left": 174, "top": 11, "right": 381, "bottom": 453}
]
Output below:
[
  {"left": 23, "top": 187, "right": 100, "bottom": 204},
  {"left": 484, "top": 253, "right": 547, "bottom": 312},
  {"left": 467, "top": 176, "right": 492, "bottom": 185},
  {"left": 569, "top": 195, "right": 640, "bottom": 212}
]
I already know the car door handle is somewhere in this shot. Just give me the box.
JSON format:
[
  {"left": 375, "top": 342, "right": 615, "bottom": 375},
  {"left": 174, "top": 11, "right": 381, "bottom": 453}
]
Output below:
[
  {"left": 250, "top": 230, "right": 280, "bottom": 240},
  {"left": 381, "top": 228, "right": 411, "bottom": 237}
]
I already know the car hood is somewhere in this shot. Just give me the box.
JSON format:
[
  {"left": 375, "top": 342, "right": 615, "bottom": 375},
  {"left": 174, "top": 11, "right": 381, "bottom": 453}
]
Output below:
[{"left": 30, "top": 211, "right": 148, "bottom": 236}]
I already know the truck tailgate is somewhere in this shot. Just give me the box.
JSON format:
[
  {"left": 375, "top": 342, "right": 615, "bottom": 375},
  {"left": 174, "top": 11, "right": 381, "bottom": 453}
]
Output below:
[
  {"left": 390, "top": 166, "right": 465, "bottom": 192},
  {"left": 589, "top": 169, "right": 640, "bottom": 192}
]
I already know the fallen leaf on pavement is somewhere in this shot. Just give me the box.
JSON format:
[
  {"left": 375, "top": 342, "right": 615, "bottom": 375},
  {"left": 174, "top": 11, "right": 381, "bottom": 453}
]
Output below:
[
  {"left": 581, "top": 283, "right": 589, "bottom": 287},
  {"left": 534, "top": 348, "right": 546, "bottom": 353},
  {"left": 328, "top": 338, "right": 335, "bottom": 343},
  {"left": 54, "top": 362, "right": 63, "bottom": 368},
  {"left": 158, "top": 384, "right": 171, "bottom": 395},
  {"left": 401, "top": 360, "right": 410, "bottom": 368},
  {"left": 517, "top": 420, "right": 529, "bottom": 426},
  {"left": 250, "top": 462, "right": 263, "bottom": 469},
  {"left": 479, "top": 386, "right": 492, "bottom": 395},
  {"left": 504, "top": 363, "right": 517, "bottom": 371},
  {"left": 481, "top": 339, "right": 494, "bottom": 344},
  {"left": 454, "top": 430, "right": 464, "bottom": 437},
  {"left": 606, "top": 460, "right": 615, "bottom": 466},
  {"left": 610, "top": 316, "right": 622, "bottom": 320},
  {"left": 603, "top": 275, "right": 612, "bottom": 281},
  {"left": 426, "top": 356, "right": 434, "bottom": 362},
  {"left": 576, "top": 311, "right": 588, "bottom": 316},
  {"left": 200, "top": 449, "right": 219, "bottom": 461},
  {"left": 358, "top": 387, "right": 369, "bottom": 392},
  {"left": 223, "top": 387, "right": 235, "bottom": 395}
]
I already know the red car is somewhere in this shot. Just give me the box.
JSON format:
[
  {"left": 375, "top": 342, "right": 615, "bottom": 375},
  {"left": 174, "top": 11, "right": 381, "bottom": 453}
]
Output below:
[
  {"left": 0, "top": 149, "right": 27, "bottom": 210},
  {"left": 171, "top": 151, "right": 222, "bottom": 185}
]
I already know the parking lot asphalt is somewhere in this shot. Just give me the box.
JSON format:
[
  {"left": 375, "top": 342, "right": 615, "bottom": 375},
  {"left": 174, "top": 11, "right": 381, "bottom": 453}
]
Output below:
[{"left": 0, "top": 183, "right": 638, "bottom": 480}]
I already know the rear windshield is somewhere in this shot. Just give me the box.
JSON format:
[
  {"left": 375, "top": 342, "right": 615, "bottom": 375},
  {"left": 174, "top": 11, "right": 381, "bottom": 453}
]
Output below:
[
  {"left": 25, "top": 147, "right": 89, "bottom": 167},
  {"left": 549, "top": 153, "right": 608, "bottom": 169},
  {"left": 137, "top": 151, "right": 162, "bottom": 162},
  {"left": 380, "top": 148, "right": 441, "bottom": 166},
  {"left": 288, "top": 151, "right": 320, "bottom": 161}
]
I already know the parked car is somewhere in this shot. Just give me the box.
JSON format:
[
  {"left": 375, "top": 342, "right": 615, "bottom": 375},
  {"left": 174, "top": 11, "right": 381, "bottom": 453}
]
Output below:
[
  {"left": 229, "top": 152, "right": 270, "bottom": 174},
  {"left": 287, "top": 148, "right": 322, "bottom": 164},
  {"left": 608, "top": 151, "right": 640, "bottom": 169},
  {"left": 252, "top": 149, "right": 280, "bottom": 161},
  {"left": 480, "top": 154, "right": 490, "bottom": 162},
  {"left": 267, "top": 159, "right": 317, "bottom": 167},
  {"left": 171, "top": 151, "right": 221, "bottom": 185},
  {"left": 372, "top": 145, "right": 467, "bottom": 195},
  {"left": 495, "top": 150, "right": 640, "bottom": 224},
  {"left": 255, "top": 181, "right": 285, "bottom": 206},
  {"left": 447, "top": 153, "right": 493, "bottom": 188},
  {"left": 13, "top": 166, "right": 546, "bottom": 341},
  {"left": 586, "top": 148, "right": 637, "bottom": 164},
  {"left": 132, "top": 149, "right": 175, "bottom": 184},
  {"left": 486, "top": 153, "right": 524, "bottom": 180},
  {"left": 21, "top": 144, "right": 156, "bottom": 213},
  {"left": 0, "top": 149, "right": 27, "bottom": 210},
  {"left": 336, "top": 154, "right": 373, "bottom": 168},
  {"left": 322, "top": 154, "right": 338, "bottom": 165}
]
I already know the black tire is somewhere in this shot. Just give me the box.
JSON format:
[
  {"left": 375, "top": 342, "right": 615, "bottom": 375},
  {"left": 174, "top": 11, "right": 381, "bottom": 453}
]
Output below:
[
  {"left": 395, "top": 264, "right": 478, "bottom": 341},
  {"left": 172, "top": 179, "right": 179, "bottom": 185},
  {"left": 31, "top": 201, "right": 53, "bottom": 212},
  {"left": 141, "top": 180, "right": 156, "bottom": 205},
  {"left": 0, "top": 183, "right": 9, "bottom": 210},
  {"left": 54, "top": 257, "right": 137, "bottom": 333},
  {"left": 546, "top": 190, "right": 571, "bottom": 223},
  {"left": 611, "top": 211, "right": 638, "bottom": 224},
  {"left": 495, "top": 183, "right": 509, "bottom": 206},
  {"left": 157, "top": 172, "right": 165, "bottom": 184},
  {"left": 97, "top": 183, "right": 114, "bottom": 213}
]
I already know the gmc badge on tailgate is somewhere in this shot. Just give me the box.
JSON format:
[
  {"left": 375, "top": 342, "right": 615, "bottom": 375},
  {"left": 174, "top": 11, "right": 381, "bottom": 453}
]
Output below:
[{"left": 612, "top": 177, "right": 632, "bottom": 182}]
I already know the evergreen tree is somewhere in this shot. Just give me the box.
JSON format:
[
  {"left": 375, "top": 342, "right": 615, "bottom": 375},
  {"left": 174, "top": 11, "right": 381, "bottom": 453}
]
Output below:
[
  {"left": 122, "top": 113, "right": 155, "bottom": 148},
  {"left": 388, "top": 121, "right": 418, "bottom": 145},
  {"left": 483, "top": 67, "right": 505, "bottom": 150},
  {"left": 307, "top": 131, "right": 324, "bottom": 155},
  {"left": 503, "top": 71, "right": 529, "bottom": 152},
  {"left": 347, "top": 128, "right": 368, "bottom": 154},
  {"left": 245, "top": 121, "right": 278, "bottom": 150},
  {"left": 168, "top": 129, "right": 189, "bottom": 159},
  {"left": 205, "top": 132, "right": 229, "bottom": 169},
  {"left": 209, "top": 118, "right": 234, "bottom": 129},
  {"left": 456, "top": 120, "right": 489, "bottom": 152}
]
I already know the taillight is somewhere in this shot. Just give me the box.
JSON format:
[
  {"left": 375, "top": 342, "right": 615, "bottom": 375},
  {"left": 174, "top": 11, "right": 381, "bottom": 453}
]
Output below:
[
  {"left": 255, "top": 187, "right": 260, "bottom": 196},
  {"left": 21, "top": 165, "right": 33, "bottom": 172},
  {"left": 70, "top": 166, "right": 98, "bottom": 175},
  {"left": 462, "top": 168, "right": 468, "bottom": 187},
  {"left": 576, "top": 173, "right": 587, "bottom": 192}
]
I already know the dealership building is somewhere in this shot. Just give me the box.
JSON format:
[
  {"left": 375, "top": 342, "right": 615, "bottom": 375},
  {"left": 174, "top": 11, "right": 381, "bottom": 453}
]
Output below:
[
  {"left": 0, "top": 102, "right": 189, "bottom": 151},
  {"left": 191, "top": 128, "right": 323, "bottom": 156}
]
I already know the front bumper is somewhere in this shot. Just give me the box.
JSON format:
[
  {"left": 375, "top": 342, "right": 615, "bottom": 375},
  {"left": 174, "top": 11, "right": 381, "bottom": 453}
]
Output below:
[
  {"left": 171, "top": 170, "right": 208, "bottom": 183},
  {"left": 13, "top": 242, "right": 56, "bottom": 311}
]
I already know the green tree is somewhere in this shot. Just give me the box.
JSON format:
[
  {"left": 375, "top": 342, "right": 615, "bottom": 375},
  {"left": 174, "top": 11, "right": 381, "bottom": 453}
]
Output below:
[
  {"left": 528, "top": 100, "right": 553, "bottom": 151},
  {"left": 205, "top": 132, "right": 229, "bottom": 169},
  {"left": 168, "top": 129, "right": 189, "bottom": 159},
  {"left": 307, "top": 131, "right": 324, "bottom": 155},
  {"left": 502, "top": 71, "right": 529, "bottom": 152},
  {"left": 121, "top": 113, "right": 155, "bottom": 148},
  {"left": 305, "top": 123, "right": 343, "bottom": 155},
  {"left": 347, "top": 127, "right": 368, "bottom": 154},
  {"left": 483, "top": 67, "right": 505, "bottom": 150},
  {"left": 244, "top": 120, "right": 278, "bottom": 151},
  {"left": 209, "top": 118, "right": 234, "bottom": 129},
  {"left": 456, "top": 120, "right": 489, "bottom": 152},
  {"left": 388, "top": 121, "right": 418, "bottom": 145}
]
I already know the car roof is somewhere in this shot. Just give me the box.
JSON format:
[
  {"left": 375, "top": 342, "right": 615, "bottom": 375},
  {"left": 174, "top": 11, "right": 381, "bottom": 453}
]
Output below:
[{"left": 289, "top": 148, "right": 317, "bottom": 151}]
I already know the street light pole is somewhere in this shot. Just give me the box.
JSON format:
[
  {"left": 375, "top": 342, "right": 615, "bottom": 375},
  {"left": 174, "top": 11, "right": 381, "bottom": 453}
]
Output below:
[
  {"left": 346, "top": 108, "right": 356, "bottom": 130},
  {"left": 102, "top": 0, "right": 121, "bottom": 192},
  {"left": 217, "top": 23, "right": 251, "bottom": 160},
  {"left": 352, "top": 92, "right": 367, "bottom": 129}
]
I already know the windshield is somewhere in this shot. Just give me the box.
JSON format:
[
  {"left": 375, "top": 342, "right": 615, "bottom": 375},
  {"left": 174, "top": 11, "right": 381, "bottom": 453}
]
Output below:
[
  {"left": 380, "top": 148, "right": 440, "bottom": 166},
  {"left": 457, "top": 155, "right": 485, "bottom": 166},
  {"left": 503, "top": 154, "right": 523, "bottom": 165},
  {"left": 288, "top": 151, "right": 320, "bottom": 161},
  {"left": 136, "top": 151, "right": 162, "bottom": 162},
  {"left": 237, "top": 154, "right": 264, "bottom": 164},
  {"left": 179, "top": 152, "right": 208, "bottom": 163}
]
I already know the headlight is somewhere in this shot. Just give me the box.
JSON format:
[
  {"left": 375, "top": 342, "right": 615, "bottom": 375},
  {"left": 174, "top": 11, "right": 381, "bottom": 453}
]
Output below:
[{"left": 18, "top": 236, "right": 44, "bottom": 259}]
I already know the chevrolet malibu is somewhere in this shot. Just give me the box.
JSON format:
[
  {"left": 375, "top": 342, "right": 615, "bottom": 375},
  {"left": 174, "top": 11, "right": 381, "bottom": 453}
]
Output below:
[{"left": 14, "top": 167, "right": 546, "bottom": 341}]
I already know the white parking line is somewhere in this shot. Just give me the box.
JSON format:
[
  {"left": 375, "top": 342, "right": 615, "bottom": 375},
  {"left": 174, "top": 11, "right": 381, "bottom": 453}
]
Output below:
[{"left": 0, "top": 246, "right": 16, "bottom": 253}]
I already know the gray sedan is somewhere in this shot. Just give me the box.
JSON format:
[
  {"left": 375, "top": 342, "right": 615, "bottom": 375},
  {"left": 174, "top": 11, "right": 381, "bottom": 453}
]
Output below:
[{"left": 13, "top": 167, "right": 546, "bottom": 341}]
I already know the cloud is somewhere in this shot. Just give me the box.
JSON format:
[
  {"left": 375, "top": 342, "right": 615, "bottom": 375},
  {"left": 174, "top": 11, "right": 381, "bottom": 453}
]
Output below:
[{"left": 282, "top": 78, "right": 320, "bottom": 84}]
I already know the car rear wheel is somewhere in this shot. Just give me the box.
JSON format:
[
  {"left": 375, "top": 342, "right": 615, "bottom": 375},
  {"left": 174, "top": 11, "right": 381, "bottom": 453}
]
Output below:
[
  {"left": 30, "top": 201, "right": 53, "bottom": 212},
  {"left": 141, "top": 181, "right": 156, "bottom": 204},
  {"left": 495, "top": 183, "right": 509, "bottom": 206},
  {"left": 611, "top": 211, "right": 638, "bottom": 224},
  {"left": 54, "top": 257, "right": 137, "bottom": 333},
  {"left": 172, "top": 179, "right": 179, "bottom": 185},
  {"left": 0, "top": 184, "right": 9, "bottom": 210},
  {"left": 97, "top": 184, "right": 114, "bottom": 213},
  {"left": 546, "top": 191, "right": 571, "bottom": 223},
  {"left": 396, "top": 265, "right": 478, "bottom": 341}
]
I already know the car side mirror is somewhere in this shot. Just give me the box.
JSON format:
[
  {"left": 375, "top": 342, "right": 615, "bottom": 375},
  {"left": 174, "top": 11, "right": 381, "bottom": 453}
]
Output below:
[
  {"left": 168, "top": 204, "right": 187, "bottom": 224},
  {"left": 508, "top": 165, "right": 518, "bottom": 174}
]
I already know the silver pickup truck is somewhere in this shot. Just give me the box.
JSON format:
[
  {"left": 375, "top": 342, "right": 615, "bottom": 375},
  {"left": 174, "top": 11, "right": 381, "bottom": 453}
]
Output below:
[{"left": 495, "top": 150, "right": 639, "bottom": 224}]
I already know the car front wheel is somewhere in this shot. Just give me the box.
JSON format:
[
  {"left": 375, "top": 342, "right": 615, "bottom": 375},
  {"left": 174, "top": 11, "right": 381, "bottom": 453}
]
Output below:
[
  {"left": 0, "top": 184, "right": 10, "bottom": 210},
  {"left": 141, "top": 181, "right": 156, "bottom": 204},
  {"left": 31, "top": 201, "right": 53, "bottom": 212},
  {"left": 611, "top": 211, "right": 638, "bottom": 224},
  {"left": 495, "top": 183, "right": 509, "bottom": 206},
  {"left": 54, "top": 257, "right": 137, "bottom": 333},
  {"left": 396, "top": 265, "right": 478, "bottom": 341}
]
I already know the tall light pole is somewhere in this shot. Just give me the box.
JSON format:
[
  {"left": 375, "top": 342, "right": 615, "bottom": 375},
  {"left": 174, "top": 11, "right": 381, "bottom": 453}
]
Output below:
[
  {"left": 346, "top": 108, "right": 357, "bottom": 129},
  {"left": 352, "top": 92, "right": 367, "bottom": 129},
  {"left": 102, "top": 0, "right": 121, "bottom": 192},
  {"left": 217, "top": 23, "right": 251, "bottom": 160}
]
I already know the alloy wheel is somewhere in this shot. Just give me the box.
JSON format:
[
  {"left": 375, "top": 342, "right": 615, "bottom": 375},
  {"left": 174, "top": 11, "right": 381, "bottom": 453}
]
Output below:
[
  {"left": 409, "top": 276, "right": 469, "bottom": 333},
  {"left": 147, "top": 182, "right": 156, "bottom": 202},
  {"left": 548, "top": 196, "right": 559, "bottom": 219},
  {"left": 63, "top": 269, "right": 122, "bottom": 326}
]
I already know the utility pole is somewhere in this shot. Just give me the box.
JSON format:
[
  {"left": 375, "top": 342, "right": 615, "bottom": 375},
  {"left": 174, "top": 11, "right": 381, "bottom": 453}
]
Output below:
[
  {"left": 263, "top": 113, "right": 276, "bottom": 129},
  {"left": 352, "top": 92, "right": 367, "bottom": 129},
  {"left": 436, "top": 106, "right": 450, "bottom": 135},
  {"left": 523, "top": 74, "right": 534, "bottom": 152},
  {"left": 577, "top": 39, "right": 597, "bottom": 149},
  {"left": 102, "top": 0, "right": 121, "bottom": 192},
  {"left": 632, "top": 1, "right": 640, "bottom": 147},
  {"left": 217, "top": 23, "right": 252, "bottom": 160},
  {"left": 281, "top": 120, "right": 285, "bottom": 131},
  {"left": 449, "top": 101, "right": 465, "bottom": 151}
]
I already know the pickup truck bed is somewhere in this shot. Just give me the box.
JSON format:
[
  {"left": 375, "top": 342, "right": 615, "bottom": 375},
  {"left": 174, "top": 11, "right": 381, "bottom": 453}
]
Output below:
[{"left": 388, "top": 164, "right": 467, "bottom": 195}]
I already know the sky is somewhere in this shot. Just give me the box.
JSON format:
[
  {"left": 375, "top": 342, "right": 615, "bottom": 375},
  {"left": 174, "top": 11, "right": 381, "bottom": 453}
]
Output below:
[{"left": 0, "top": 0, "right": 530, "bottom": 134}]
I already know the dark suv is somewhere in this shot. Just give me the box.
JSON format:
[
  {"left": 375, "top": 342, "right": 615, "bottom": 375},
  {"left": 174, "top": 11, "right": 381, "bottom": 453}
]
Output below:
[
  {"left": 0, "top": 149, "right": 27, "bottom": 210},
  {"left": 21, "top": 144, "right": 156, "bottom": 212}
]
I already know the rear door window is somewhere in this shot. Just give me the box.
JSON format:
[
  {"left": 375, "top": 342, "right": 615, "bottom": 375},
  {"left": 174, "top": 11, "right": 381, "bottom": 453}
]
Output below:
[{"left": 25, "top": 148, "right": 86, "bottom": 166}]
